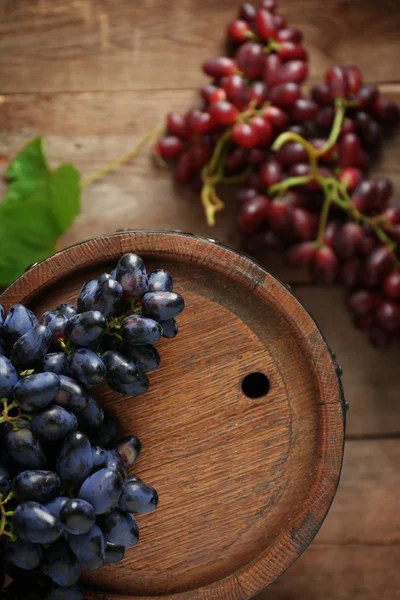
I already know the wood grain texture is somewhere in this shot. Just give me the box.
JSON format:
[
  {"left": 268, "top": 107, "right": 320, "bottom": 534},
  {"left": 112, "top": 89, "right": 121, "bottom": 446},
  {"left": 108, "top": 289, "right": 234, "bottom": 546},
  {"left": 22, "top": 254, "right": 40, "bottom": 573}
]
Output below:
[{"left": 0, "top": 231, "right": 344, "bottom": 599}]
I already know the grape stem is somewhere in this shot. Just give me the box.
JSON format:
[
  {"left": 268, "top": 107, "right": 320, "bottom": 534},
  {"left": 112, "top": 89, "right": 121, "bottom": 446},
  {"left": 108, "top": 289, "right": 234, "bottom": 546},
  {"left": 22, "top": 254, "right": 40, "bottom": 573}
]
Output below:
[
  {"left": 0, "top": 399, "right": 23, "bottom": 425},
  {"left": 0, "top": 491, "right": 16, "bottom": 541},
  {"left": 81, "top": 123, "right": 165, "bottom": 187}
]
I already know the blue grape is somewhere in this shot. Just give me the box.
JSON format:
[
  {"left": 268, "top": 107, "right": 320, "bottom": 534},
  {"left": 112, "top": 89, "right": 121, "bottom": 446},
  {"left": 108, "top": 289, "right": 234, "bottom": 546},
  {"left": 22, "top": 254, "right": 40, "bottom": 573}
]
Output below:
[
  {"left": 56, "top": 432, "right": 93, "bottom": 488},
  {"left": 60, "top": 498, "right": 96, "bottom": 535},
  {"left": 68, "top": 348, "right": 106, "bottom": 389},
  {"left": 65, "top": 311, "right": 107, "bottom": 347},
  {"left": 115, "top": 436, "right": 141, "bottom": 467},
  {"left": 69, "top": 524, "right": 105, "bottom": 571},
  {"left": 0, "top": 304, "right": 4, "bottom": 327},
  {"left": 31, "top": 406, "right": 77, "bottom": 442},
  {"left": 13, "top": 372, "right": 61, "bottom": 413},
  {"left": 123, "top": 344, "right": 160, "bottom": 372},
  {"left": 76, "top": 398, "right": 104, "bottom": 432},
  {"left": 106, "top": 449, "right": 126, "bottom": 480},
  {"left": 101, "top": 350, "right": 140, "bottom": 385},
  {"left": 98, "top": 273, "right": 111, "bottom": 283},
  {"left": 3, "top": 305, "right": 38, "bottom": 345},
  {"left": 44, "top": 584, "right": 84, "bottom": 600},
  {"left": 159, "top": 318, "right": 178, "bottom": 339},
  {"left": 104, "top": 541, "right": 125, "bottom": 564},
  {"left": 90, "top": 413, "right": 120, "bottom": 448},
  {"left": 115, "top": 253, "right": 148, "bottom": 300},
  {"left": 148, "top": 269, "right": 173, "bottom": 292},
  {"left": 11, "top": 324, "right": 52, "bottom": 368},
  {"left": 121, "top": 315, "right": 162, "bottom": 345},
  {"left": 13, "top": 502, "right": 63, "bottom": 544},
  {"left": 41, "top": 539, "right": 80, "bottom": 587},
  {"left": 77, "top": 280, "right": 98, "bottom": 313},
  {"left": 0, "top": 355, "right": 19, "bottom": 397},
  {"left": 91, "top": 446, "right": 108, "bottom": 470},
  {"left": 6, "top": 429, "right": 46, "bottom": 469},
  {"left": 42, "top": 353, "right": 69, "bottom": 375},
  {"left": 119, "top": 475, "right": 159, "bottom": 514},
  {"left": 56, "top": 304, "right": 78, "bottom": 320},
  {"left": 5, "top": 538, "right": 43, "bottom": 570},
  {"left": 54, "top": 375, "right": 90, "bottom": 414},
  {"left": 40, "top": 311, "right": 67, "bottom": 345},
  {"left": 78, "top": 467, "right": 123, "bottom": 514},
  {"left": 141, "top": 291, "right": 184, "bottom": 321},
  {"left": 109, "top": 371, "right": 149, "bottom": 396},
  {"left": 13, "top": 470, "right": 61, "bottom": 504},
  {"left": 92, "top": 278, "right": 123, "bottom": 317},
  {"left": 45, "top": 497, "right": 69, "bottom": 519},
  {"left": 0, "top": 464, "right": 11, "bottom": 498},
  {"left": 0, "top": 335, "right": 10, "bottom": 358},
  {"left": 98, "top": 508, "right": 139, "bottom": 548}
]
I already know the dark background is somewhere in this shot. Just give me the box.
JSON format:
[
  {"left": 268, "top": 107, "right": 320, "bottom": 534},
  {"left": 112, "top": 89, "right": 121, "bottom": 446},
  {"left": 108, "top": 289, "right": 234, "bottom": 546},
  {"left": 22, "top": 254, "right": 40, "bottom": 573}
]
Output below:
[{"left": 0, "top": 1, "right": 399, "bottom": 598}]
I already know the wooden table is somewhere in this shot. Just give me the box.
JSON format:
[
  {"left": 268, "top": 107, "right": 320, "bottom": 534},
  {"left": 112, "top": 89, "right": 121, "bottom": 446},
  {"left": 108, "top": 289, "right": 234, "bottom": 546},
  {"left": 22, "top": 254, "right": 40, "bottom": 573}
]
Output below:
[{"left": 0, "top": 1, "right": 399, "bottom": 598}]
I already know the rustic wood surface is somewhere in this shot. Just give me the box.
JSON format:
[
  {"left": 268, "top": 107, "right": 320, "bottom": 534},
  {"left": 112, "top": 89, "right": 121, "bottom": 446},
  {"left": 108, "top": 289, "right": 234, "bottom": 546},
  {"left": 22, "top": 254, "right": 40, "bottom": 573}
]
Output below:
[
  {"left": 0, "top": 231, "right": 344, "bottom": 599},
  {"left": 0, "top": 0, "right": 399, "bottom": 598}
]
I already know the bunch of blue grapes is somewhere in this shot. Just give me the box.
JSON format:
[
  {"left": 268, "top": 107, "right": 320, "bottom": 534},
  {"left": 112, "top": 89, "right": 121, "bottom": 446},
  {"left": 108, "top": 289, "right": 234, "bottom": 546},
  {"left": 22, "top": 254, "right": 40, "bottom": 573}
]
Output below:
[{"left": 0, "top": 253, "right": 184, "bottom": 599}]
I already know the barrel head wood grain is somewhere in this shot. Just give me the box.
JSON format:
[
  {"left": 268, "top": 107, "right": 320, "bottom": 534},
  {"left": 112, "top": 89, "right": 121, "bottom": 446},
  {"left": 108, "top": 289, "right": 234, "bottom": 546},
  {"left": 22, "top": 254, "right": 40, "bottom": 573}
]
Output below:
[{"left": 0, "top": 231, "right": 345, "bottom": 600}]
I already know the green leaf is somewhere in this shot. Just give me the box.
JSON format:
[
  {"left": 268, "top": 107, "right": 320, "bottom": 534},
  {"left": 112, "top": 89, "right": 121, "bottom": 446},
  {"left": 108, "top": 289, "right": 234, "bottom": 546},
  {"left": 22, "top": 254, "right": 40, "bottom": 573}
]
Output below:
[{"left": 0, "top": 138, "right": 81, "bottom": 288}]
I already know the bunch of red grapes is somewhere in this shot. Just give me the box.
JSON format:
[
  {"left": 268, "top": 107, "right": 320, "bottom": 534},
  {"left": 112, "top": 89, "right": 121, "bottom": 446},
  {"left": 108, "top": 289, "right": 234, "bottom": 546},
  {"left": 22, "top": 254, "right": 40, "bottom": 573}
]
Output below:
[{"left": 155, "top": 0, "right": 400, "bottom": 349}]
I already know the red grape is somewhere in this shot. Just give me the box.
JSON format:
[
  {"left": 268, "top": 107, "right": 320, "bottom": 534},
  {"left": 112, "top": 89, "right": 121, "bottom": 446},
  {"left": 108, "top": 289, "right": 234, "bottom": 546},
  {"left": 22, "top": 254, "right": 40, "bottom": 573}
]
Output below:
[
  {"left": 188, "top": 142, "right": 212, "bottom": 169},
  {"left": 245, "top": 81, "right": 268, "bottom": 106},
  {"left": 227, "top": 19, "right": 251, "bottom": 42},
  {"left": 208, "top": 101, "right": 238, "bottom": 125},
  {"left": 236, "top": 42, "right": 264, "bottom": 79},
  {"left": 345, "top": 66, "right": 362, "bottom": 94},
  {"left": 285, "top": 241, "right": 316, "bottom": 267},
  {"left": 277, "top": 42, "right": 308, "bottom": 62},
  {"left": 341, "top": 118, "right": 356, "bottom": 134},
  {"left": 274, "top": 15, "right": 287, "bottom": 30},
  {"left": 311, "top": 84, "right": 332, "bottom": 107},
  {"left": 346, "top": 289, "right": 380, "bottom": 316},
  {"left": 372, "top": 98, "right": 400, "bottom": 126},
  {"left": 202, "top": 57, "right": 237, "bottom": 78},
  {"left": 156, "top": 136, "right": 183, "bottom": 159},
  {"left": 276, "top": 27, "right": 303, "bottom": 43},
  {"left": 227, "top": 148, "right": 249, "bottom": 170},
  {"left": 255, "top": 9, "right": 277, "bottom": 39},
  {"left": 232, "top": 123, "right": 259, "bottom": 148},
  {"left": 351, "top": 181, "right": 376, "bottom": 214},
  {"left": 277, "top": 60, "right": 308, "bottom": 84},
  {"left": 382, "top": 205, "right": 400, "bottom": 227},
  {"left": 338, "top": 167, "right": 362, "bottom": 191},
  {"left": 356, "top": 84, "right": 379, "bottom": 110},
  {"left": 187, "top": 110, "right": 215, "bottom": 135},
  {"left": 290, "top": 98, "right": 319, "bottom": 122},
  {"left": 338, "top": 133, "right": 363, "bottom": 168},
  {"left": 269, "top": 82, "right": 302, "bottom": 107},
  {"left": 237, "top": 195, "right": 270, "bottom": 234},
  {"left": 384, "top": 272, "right": 400, "bottom": 299},
  {"left": 236, "top": 187, "right": 258, "bottom": 206},
  {"left": 369, "top": 326, "right": 394, "bottom": 349},
  {"left": 268, "top": 198, "right": 293, "bottom": 234},
  {"left": 315, "top": 106, "right": 335, "bottom": 133},
  {"left": 167, "top": 112, "right": 187, "bottom": 138},
  {"left": 222, "top": 74, "right": 247, "bottom": 108},
  {"left": 340, "top": 257, "right": 362, "bottom": 287},
  {"left": 239, "top": 2, "right": 256, "bottom": 21},
  {"left": 174, "top": 151, "right": 192, "bottom": 183},
  {"left": 260, "top": 0, "right": 277, "bottom": 11},
  {"left": 292, "top": 207, "right": 318, "bottom": 241},
  {"left": 326, "top": 66, "right": 348, "bottom": 99},
  {"left": 376, "top": 300, "right": 400, "bottom": 331},
  {"left": 263, "top": 53, "right": 282, "bottom": 88},
  {"left": 310, "top": 246, "right": 339, "bottom": 284},
  {"left": 261, "top": 105, "right": 289, "bottom": 129},
  {"left": 363, "top": 246, "right": 394, "bottom": 286},
  {"left": 248, "top": 148, "right": 265, "bottom": 165},
  {"left": 201, "top": 85, "right": 227, "bottom": 103},
  {"left": 334, "top": 222, "right": 364, "bottom": 260},
  {"left": 324, "top": 221, "right": 341, "bottom": 247},
  {"left": 250, "top": 116, "right": 273, "bottom": 144},
  {"left": 275, "top": 141, "right": 308, "bottom": 165},
  {"left": 259, "top": 159, "right": 283, "bottom": 187}
]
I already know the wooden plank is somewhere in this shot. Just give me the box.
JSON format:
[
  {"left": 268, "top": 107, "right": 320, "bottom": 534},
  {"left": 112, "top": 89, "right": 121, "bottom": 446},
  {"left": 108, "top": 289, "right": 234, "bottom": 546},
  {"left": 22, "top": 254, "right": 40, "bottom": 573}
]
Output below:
[
  {"left": 295, "top": 286, "right": 400, "bottom": 437},
  {"left": 255, "top": 439, "right": 400, "bottom": 599},
  {"left": 0, "top": 0, "right": 399, "bottom": 93}
]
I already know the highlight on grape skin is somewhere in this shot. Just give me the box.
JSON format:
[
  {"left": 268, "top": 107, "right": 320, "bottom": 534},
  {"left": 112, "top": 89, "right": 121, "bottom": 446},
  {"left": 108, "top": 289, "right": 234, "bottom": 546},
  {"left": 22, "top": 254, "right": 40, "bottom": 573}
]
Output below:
[{"left": 0, "top": 251, "right": 185, "bottom": 598}]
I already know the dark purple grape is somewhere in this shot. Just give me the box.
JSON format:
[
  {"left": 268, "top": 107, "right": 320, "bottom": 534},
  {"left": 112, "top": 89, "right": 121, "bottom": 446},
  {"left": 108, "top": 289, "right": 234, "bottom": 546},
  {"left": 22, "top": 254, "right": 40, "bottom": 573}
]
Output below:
[
  {"left": 0, "top": 354, "right": 19, "bottom": 398},
  {"left": 148, "top": 269, "right": 173, "bottom": 293},
  {"left": 121, "top": 315, "right": 163, "bottom": 345},
  {"left": 12, "top": 502, "right": 63, "bottom": 544},
  {"left": 90, "top": 414, "right": 121, "bottom": 449},
  {"left": 40, "top": 311, "right": 67, "bottom": 345},
  {"left": 310, "top": 246, "right": 339, "bottom": 284},
  {"left": 68, "top": 348, "right": 106, "bottom": 389},
  {"left": 56, "top": 432, "right": 93, "bottom": 488},
  {"left": 91, "top": 446, "right": 108, "bottom": 471},
  {"left": 3, "top": 305, "right": 38, "bottom": 345},
  {"left": 362, "top": 246, "right": 393, "bottom": 286},
  {"left": 116, "top": 253, "right": 149, "bottom": 300},
  {"left": 122, "top": 344, "right": 160, "bottom": 372},
  {"left": 13, "top": 470, "right": 61, "bottom": 504},
  {"left": 11, "top": 324, "right": 52, "bottom": 368},
  {"left": 115, "top": 436, "right": 141, "bottom": 467},
  {"left": 56, "top": 304, "right": 78, "bottom": 319},
  {"left": 105, "top": 449, "right": 126, "bottom": 480},
  {"left": 69, "top": 524, "right": 105, "bottom": 571},
  {"left": 0, "top": 464, "right": 11, "bottom": 498},
  {"left": 159, "top": 318, "right": 178, "bottom": 339},
  {"left": 0, "top": 304, "right": 4, "bottom": 328},
  {"left": 13, "top": 372, "right": 61, "bottom": 413},
  {"left": 45, "top": 496, "right": 69, "bottom": 519},
  {"left": 64, "top": 311, "right": 107, "bottom": 348},
  {"left": 6, "top": 429, "right": 46, "bottom": 470},
  {"left": 98, "top": 508, "right": 139, "bottom": 548},
  {"left": 141, "top": 292, "right": 185, "bottom": 321},
  {"left": 5, "top": 537, "right": 43, "bottom": 570},
  {"left": 92, "top": 278, "right": 123, "bottom": 317},
  {"left": 31, "top": 406, "right": 78, "bottom": 442},
  {"left": 104, "top": 542, "right": 125, "bottom": 565},
  {"left": 101, "top": 350, "right": 140, "bottom": 384},
  {"left": 60, "top": 498, "right": 96, "bottom": 535},
  {"left": 119, "top": 475, "right": 159, "bottom": 514},
  {"left": 77, "top": 280, "right": 98, "bottom": 313},
  {"left": 76, "top": 398, "right": 104, "bottom": 432},
  {"left": 54, "top": 375, "right": 90, "bottom": 414},
  {"left": 346, "top": 289, "right": 381, "bottom": 317},
  {"left": 108, "top": 371, "right": 149, "bottom": 396},
  {"left": 41, "top": 539, "right": 80, "bottom": 587},
  {"left": 78, "top": 468, "right": 123, "bottom": 515},
  {"left": 42, "top": 352, "right": 69, "bottom": 376},
  {"left": 334, "top": 223, "right": 364, "bottom": 260}
]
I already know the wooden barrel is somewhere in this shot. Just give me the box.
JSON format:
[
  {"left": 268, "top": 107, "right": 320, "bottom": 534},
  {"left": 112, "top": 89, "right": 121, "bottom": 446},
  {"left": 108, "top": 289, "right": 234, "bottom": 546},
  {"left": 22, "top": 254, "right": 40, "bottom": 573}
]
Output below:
[{"left": 0, "top": 231, "right": 345, "bottom": 600}]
